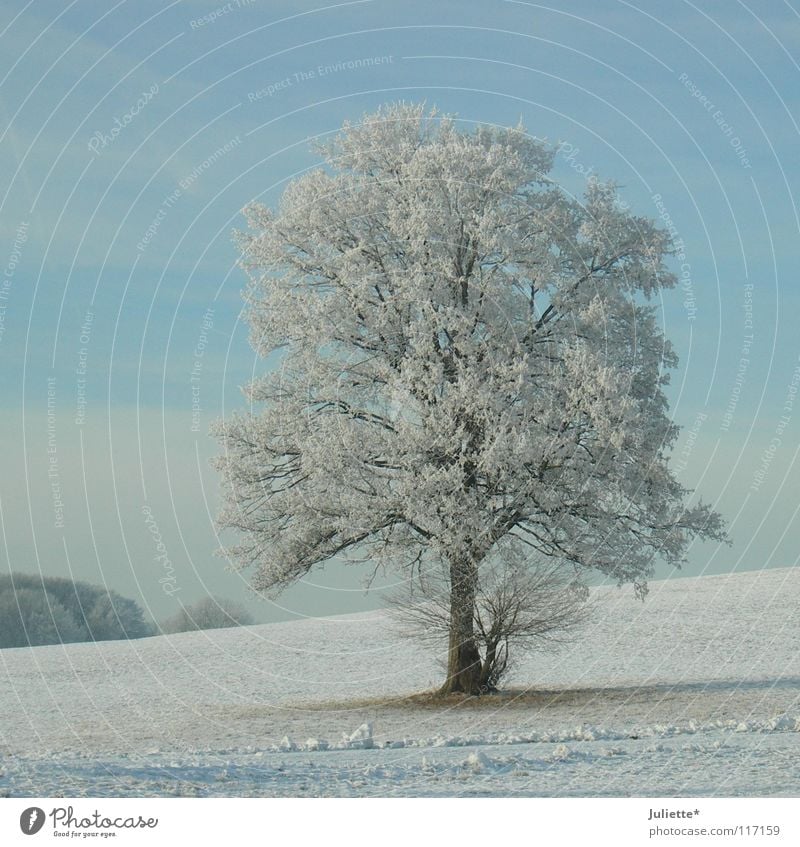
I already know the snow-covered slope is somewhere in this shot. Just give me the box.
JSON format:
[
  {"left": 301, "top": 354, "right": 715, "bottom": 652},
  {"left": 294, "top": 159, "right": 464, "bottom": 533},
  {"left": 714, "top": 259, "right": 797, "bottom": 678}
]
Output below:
[{"left": 1, "top": 567, "right": 798, "bottom": 796}]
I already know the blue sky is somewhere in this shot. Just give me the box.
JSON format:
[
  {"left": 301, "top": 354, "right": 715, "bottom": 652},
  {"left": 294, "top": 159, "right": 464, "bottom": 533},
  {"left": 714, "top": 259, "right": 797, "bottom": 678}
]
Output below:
[{"left": 1, "top": 0, "right": 799, "bottom": 624}]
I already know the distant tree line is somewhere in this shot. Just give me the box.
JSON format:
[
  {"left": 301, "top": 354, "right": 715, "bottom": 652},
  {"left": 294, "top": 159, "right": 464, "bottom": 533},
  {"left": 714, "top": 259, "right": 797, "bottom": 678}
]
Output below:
[
  {"left": 0, "top": 573, "right": 151, "bottom": 648},
  {"left": 159, "top": 596, "right": 254, "bottom": 634},
  {"left": 0, "top": 574, "right": 257, "bottom": 649}
]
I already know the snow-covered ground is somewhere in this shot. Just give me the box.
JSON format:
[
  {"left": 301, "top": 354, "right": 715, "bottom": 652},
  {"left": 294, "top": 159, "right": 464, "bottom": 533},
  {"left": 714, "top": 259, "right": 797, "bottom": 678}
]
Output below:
[{"left": 1, "top": 567, "right": 798, "bottom": 796}]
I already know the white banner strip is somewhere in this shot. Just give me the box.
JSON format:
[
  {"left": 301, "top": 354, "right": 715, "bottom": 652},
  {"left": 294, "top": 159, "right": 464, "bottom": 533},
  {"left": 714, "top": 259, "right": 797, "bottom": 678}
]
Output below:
[{"left": 1, "top": 797, "right": 796, "bottom": 846}]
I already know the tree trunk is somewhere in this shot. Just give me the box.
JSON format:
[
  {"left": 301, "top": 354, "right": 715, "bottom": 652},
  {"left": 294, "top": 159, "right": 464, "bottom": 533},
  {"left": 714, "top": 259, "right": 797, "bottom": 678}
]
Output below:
[
  {"left": 478, "top": 640, "right": 498, "bottom": 691},
  {"left": 439, "top": 556, "right": 482, "bottom": 695}
]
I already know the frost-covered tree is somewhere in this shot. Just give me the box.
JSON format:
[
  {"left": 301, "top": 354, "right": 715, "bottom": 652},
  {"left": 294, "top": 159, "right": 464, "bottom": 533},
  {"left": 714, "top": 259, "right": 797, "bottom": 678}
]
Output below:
[
  {"left": 0, "top": 573, "right": 152, "bottom": 646},
  {"left": 0, "top": 588, "right": 86, "bottom": 648},
  {"left": 214, "top": 103, "right": 726, "bottom": 695}
]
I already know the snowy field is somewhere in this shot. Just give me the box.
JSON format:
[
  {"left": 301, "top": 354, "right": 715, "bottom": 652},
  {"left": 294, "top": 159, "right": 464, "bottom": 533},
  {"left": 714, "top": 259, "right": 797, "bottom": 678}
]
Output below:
[{"left": 1, "top": 567, "right": 798, "bottom": 797}]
